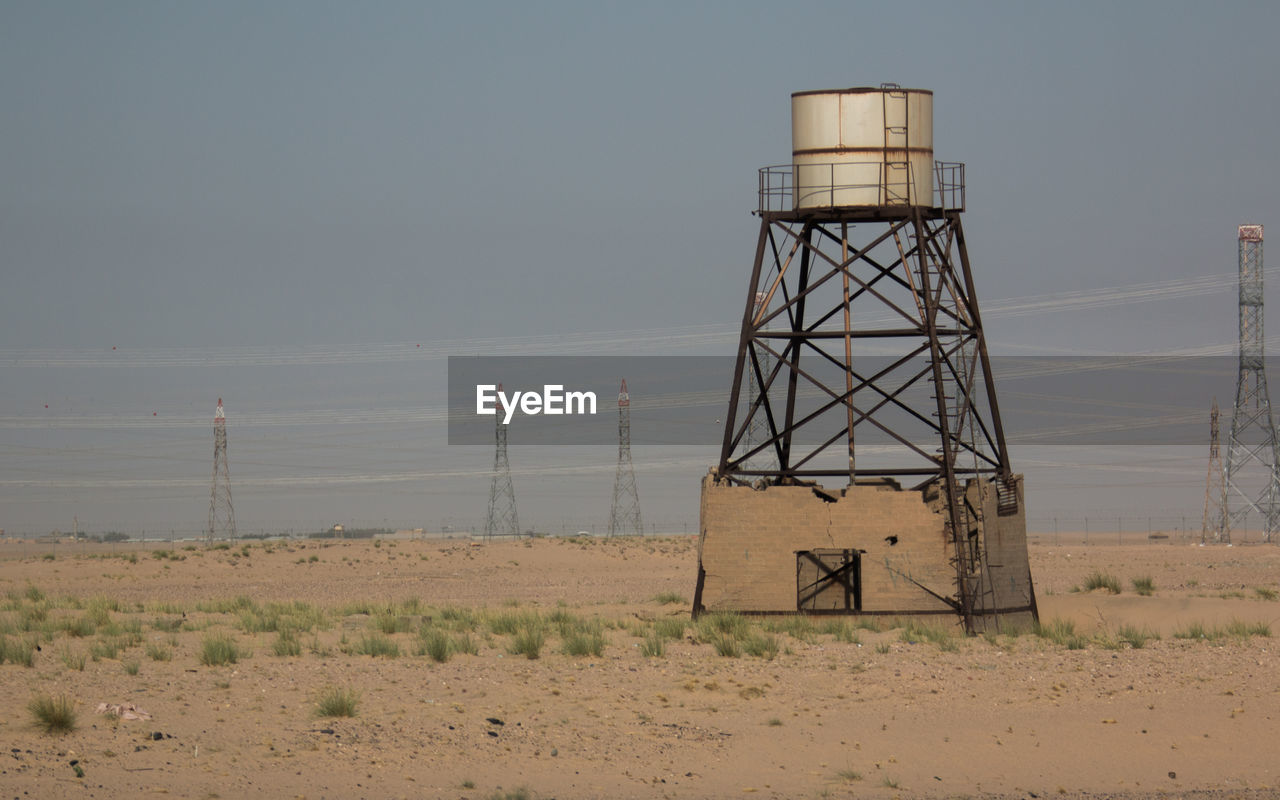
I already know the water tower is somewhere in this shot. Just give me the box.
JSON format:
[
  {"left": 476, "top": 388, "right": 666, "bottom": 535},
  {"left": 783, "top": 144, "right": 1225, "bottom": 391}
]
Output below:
[{"left": 693, "top": 86, "right": 1037, "bottom": 633}]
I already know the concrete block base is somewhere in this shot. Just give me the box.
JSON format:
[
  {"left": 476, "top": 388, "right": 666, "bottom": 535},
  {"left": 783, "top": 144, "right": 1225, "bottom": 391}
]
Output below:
[{"left": 693, "top": 471, "right": 1036, "bottom": 632}]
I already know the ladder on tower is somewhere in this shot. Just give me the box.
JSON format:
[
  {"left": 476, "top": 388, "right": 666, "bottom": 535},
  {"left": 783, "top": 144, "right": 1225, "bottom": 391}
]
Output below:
[
  {"left": 913, "top": 222, "right": 1001, "bottom": 630},
  {"left": 881, "top": 83, "right": 911, "bottom": 205}
]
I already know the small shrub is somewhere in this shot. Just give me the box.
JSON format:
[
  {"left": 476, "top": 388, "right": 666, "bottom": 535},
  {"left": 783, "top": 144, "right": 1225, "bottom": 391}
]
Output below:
[
  {"left": 195, "top": 595, "right": 254, "bottom": 614},
  {"left": 763, "top": 615, "right": 815, "bottom": 642},
  {"left": 1034, "top": 618, "right": 1088, "bottom": 649},
  {"left": 199, "top": 633, "right": 242, "bottom": 666},
  {"left": 18, "top": 606, "right": 47, "bottom": 631},
  {"left": 145, "top": 642, "right": 173, "bottom": 662},
  {"left": 696, "top": 611, "right": 749, "bottom": 641},
  {"left": 489, "top": 610, "right": 546, "bottom": 638},
  {"left": 61, "top": 615, "right": 97, "bottom": 638},
  {"left": 560, "top": 619, "right": 607, "bottom": 657},
  {"left": 61, "top": 648, "right": 87, "bottom": 671},
  {"left": 151, "top": 616, "right": 184, "bottom": 632},
  {"left": 1083, "top": 572, "right": 1122, "bottom": 595},
  {"left": 452, "top": 632, "right": 479, "bottom": 656},
  {"left": 855, "top": 616, "right": 885, "bottom": 633},
  {"left": 508, "top": 627, "right": 545, "bottom": 659},
  {"left": 548, "top": 609, "right": 582, "bottom": 636},
  {"left": 1224, "top": 619, "right": 1271, "bottom": 638},
  {"left": 315, "top": 686, "right": 359, "bottom": 718},
  {"left": 1131, "top": 576, "right": 1155, "bottom": 596},
  {"left": 28, "top": 694, "right": 76, "bottom": 734},
  {"left": 419, "top": 629, "right": 452, "bottom": 663},
  {"left": 652, "top": 592, "right": 686, "bottom": 605},
  {"left": 561, "top": 629, "right": 606, "bottom": 657},
  {"left": 640, "top": 633, "right": 666, "bottom": 657},
  {"left": 1117, "top": 624, "right": 1159, "bottom": 649},
  {"left": 236, "top": 607, "right": 273, "bottom": 634},
  {"left": 373, "top": 613, "right": 411, "bottom": 635},
  {"left": 819, "top": 618, "right": 857, "bottom": 643},
  {"left": 1254, "top": 587, "right": 1278, "bottom": 601},
  {"left": 709, "top": 632, "right": 740, "bottom": 658},
  {"left": 741, "top": 632, "right": 779, "bottom": 660},
  {"left": 1174, "top": 621, "right": 1220, "bottom": 641},
  {"left": 90, "top": 638, "right": 121, "bottom": 661},
  {"left": 123, "top": 659, "right": 140, "bottom": 675},
  {"left": 899, "top": 619, "right": 954, "bottom": 647},
  {"left": 874, "top": 642, "right": 891, "bottom": 654},
  {"left": 440, "top": 606, "right": 479, "bottom": 632},
  {"left": 354, "top": 634, "right": 400, "bottom": 658},
  {"left": 86, "top": 597, "right": 118, "bottom": 625},
  {"left": 654, "top": 618, "right": 686, "bottom": 640},
  {"left": 271, "top": 630, "right": 302, "bottom": 657}
]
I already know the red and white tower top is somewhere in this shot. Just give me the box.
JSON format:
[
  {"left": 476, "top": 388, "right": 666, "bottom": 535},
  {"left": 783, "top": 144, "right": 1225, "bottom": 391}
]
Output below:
[
  {"left": 215, "top": 398, "right": 225, "bottom": 421},
  {"left": 1240, "top": 224, "right": 1264, "bottom": 242},
  {"left": 618, "top": 379, "right": 629, "bottom": 407}
]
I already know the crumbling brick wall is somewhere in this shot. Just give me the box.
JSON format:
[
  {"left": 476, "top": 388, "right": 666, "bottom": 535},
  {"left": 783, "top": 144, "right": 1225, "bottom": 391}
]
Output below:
[{"left": 696, "top": 471, "right": 1036, "bottom": 627}]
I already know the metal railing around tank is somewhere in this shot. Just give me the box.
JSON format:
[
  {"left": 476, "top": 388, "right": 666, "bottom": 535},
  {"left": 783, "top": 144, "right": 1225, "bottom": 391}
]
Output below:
[
  {"left": 934, "top": 161, "right": 965, "bottom": 213},
  {"left": 756, "top": 160, "right": 966, "bottom": 214}
]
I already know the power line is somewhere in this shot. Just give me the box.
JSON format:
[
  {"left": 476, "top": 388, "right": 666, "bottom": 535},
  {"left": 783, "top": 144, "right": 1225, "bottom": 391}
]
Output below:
[{"left": 1, "top": 265, "right": 1269, "bottom": 368}]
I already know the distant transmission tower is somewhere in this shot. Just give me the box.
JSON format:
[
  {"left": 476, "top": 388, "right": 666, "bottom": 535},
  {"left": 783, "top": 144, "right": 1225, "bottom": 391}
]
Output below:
[
  {"left": 1225, "top": 224, "right": 1280, "bottom": 544},
  {"left": 609, "top": 379, "right": 643, "bottom": 537},
  {"left": 485, "top": 384, "right": 520, "bottom": 539},
  {"left": 1202, "top": 398, "right": 1224, "bottom": 543},
  {"left": 207, "top": 398, "right": 236, "bottom": 542}
]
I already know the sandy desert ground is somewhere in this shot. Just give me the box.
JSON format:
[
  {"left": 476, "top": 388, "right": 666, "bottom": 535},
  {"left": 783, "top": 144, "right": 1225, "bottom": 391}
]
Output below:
[{"left": 0, "top": 534, "right": 1278, "bottom": 800}]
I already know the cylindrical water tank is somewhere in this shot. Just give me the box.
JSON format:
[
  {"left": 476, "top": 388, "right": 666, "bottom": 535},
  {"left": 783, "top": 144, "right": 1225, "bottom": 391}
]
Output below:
[{"left": 791, "top": 87, "right": 933, "bottom": 210}]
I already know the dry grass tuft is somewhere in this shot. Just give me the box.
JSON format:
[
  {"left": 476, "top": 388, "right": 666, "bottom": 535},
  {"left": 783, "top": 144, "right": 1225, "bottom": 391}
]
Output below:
[
  {"left": 315, "top": 686, "right": 359, "bottom": 717},
  {"left": 28, "top": 694, "right": 76, "bottom": 734}
]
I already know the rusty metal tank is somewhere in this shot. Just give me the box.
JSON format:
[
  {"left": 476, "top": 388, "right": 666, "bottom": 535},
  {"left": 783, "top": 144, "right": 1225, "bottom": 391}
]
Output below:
[{"left": 791, "top": 87, "right": 933, "bottom": 209}]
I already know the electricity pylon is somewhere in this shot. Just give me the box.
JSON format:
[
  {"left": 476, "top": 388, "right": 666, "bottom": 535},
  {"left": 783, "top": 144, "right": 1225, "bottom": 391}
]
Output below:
[
  {"left": 1225, "top": 224, "right": 1280, "bottom": 544},
  {"left": 207, "top": 398, "right": 237, "bottom": 542},
  {"left": 485, "top": 384, "right": 520, "bottom": 539},
  {"left": 609, "top": 379, "right": 643, "bottom": 537}
]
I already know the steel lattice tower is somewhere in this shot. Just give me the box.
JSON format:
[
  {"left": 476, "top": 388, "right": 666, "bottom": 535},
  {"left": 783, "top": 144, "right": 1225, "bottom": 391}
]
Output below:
[
  {"left": 1225, "top": 224, "right": 1280, "bottom": 544},
  {"left": 1202, "top": 398, "right": 1224, "bottom": 543},
  {"left": 207, "top": 398, "right": 236, "bottom": 542},
  {"left": 703, "top": 87, "right": 1030, "bottom": 633},
  {"left": 485, "top": 385, "right": 520, "bottom": 539},
  {"left": 609, "top": 379, "right": 643, "bottom": 537},
  {"left": 742, "top": 292, "right": 778, "bottom": 475}
]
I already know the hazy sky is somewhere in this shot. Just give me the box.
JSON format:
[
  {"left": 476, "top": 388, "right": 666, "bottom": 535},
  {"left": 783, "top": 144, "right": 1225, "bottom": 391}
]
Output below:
[{"left": 3, "top": 1, "right": 1278, "bottom": 535}]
